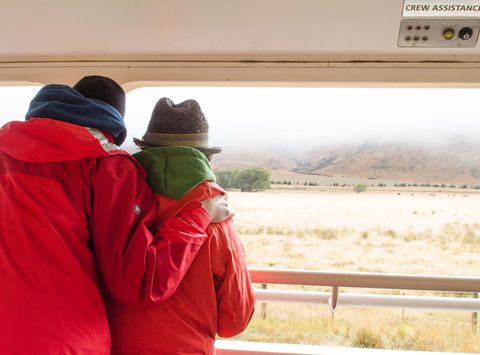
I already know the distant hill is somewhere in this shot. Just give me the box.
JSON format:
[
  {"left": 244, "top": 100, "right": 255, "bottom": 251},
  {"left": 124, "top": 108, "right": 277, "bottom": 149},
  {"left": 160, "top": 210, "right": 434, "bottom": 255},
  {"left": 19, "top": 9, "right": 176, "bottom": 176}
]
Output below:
[
  {"left": 212, "top": 141, "right": 480, "bottom": 185},
  {"left": 212, "top": 150, "right": 298, "bottom": 171}
]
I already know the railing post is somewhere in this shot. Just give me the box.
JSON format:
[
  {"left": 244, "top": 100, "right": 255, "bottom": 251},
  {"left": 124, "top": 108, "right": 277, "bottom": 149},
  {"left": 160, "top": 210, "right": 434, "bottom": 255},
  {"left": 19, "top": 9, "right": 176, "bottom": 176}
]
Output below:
[
  {"left": 329, "top": 286, "right": 339, "bottom": 312},
  {"left": 473, "top": 292, "right": 478, "bottom": 332},
  {"left": 261, "top": 283, "right": 267, "bottom": 319}
]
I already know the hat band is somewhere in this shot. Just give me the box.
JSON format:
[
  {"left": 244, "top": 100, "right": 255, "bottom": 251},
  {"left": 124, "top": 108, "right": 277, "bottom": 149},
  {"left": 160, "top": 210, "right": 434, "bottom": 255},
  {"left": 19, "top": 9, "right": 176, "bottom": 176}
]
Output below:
[{"left": 143, "top": 132, "right": 209, "bottom": 147}]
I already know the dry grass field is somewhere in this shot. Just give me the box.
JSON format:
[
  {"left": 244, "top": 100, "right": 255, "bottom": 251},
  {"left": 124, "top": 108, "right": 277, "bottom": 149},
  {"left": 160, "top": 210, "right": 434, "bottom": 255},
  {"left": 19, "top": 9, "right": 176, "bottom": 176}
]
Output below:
[{"left": 227, "top": 188, "right": 480, "bottom": 352}]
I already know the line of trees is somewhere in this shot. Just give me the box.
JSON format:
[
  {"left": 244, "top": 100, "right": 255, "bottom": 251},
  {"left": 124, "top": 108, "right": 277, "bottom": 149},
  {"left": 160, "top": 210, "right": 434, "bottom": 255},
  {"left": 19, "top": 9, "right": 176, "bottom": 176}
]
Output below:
[
  {"left": 217, "top": 170, "right": 480, "bottom": 191},
  {"left": 273, "top": 180, "right": 480, "bottom": 190},
  {"left": 215, "top": 168, "right": 271, "bottom": 192}
]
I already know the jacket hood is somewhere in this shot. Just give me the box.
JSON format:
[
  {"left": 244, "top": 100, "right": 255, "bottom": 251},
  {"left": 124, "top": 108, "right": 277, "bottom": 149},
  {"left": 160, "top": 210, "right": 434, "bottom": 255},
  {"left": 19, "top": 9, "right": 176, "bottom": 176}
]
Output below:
[
  {"left": 133, "top": 146, "right": 216, "bottom": 200},
  {"left": 0, "top": 118, "right": 129, "bottom": 163},
  {"left": 25, "top": 84, "right": 126, "bottom": 145}
]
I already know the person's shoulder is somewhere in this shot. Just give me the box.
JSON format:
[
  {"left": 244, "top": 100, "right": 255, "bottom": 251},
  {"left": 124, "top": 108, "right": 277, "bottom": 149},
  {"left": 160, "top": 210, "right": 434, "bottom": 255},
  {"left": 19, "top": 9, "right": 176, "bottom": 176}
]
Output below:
[
  {"left": 197, "top": 181, "right": 226, "bottom": 197},
  {"left": 96, "top": 151, "right": 148, "bottom": 178}
]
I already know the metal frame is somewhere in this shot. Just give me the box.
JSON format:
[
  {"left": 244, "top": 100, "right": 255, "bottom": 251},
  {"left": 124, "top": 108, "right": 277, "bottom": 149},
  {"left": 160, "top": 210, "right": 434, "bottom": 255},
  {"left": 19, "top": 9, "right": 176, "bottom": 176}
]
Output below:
[{"left": 4, "top": 61, "right": 480, "bottom": 89}]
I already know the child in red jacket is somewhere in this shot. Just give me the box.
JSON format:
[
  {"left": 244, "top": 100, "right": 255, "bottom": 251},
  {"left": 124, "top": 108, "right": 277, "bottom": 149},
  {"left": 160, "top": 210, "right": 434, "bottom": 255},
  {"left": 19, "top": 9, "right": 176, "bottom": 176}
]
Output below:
[{"left": 105, "top": 98, "right": 255, "bottom": 355}]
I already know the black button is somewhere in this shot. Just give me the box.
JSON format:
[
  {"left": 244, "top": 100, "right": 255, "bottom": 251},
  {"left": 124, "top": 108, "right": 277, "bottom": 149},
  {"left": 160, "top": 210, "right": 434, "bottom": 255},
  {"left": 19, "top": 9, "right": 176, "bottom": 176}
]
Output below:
[{"left": 459, "top": 27, "right": 473, "bottom": 40}]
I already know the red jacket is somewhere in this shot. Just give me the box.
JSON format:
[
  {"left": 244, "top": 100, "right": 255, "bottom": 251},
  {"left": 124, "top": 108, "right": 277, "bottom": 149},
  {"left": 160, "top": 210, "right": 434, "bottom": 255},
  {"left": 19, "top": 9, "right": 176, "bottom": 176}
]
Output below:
[
  {"left": 106, "top": 181, "right": 255, "bottom": 355},
  {"left": 0, "top": 118, "right": 211, "bottom": 355}
]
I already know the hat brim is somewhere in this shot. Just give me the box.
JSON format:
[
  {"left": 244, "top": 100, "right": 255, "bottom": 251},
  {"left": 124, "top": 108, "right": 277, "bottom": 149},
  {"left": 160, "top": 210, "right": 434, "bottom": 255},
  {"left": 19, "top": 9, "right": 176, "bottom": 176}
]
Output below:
[{"left": 133, "top": 137, "right": 222, "bottom": 155}]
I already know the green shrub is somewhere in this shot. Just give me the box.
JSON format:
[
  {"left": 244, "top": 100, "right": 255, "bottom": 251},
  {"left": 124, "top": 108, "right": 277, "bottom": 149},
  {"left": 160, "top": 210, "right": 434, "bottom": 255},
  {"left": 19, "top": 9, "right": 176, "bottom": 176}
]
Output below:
[
  {"left": 353, "top": 183, "right": 367, "bottom": 193},
  {"left": 215, "top": 170, "right": 235, "bottom": 189},
  {"left": 352, "top": 329, "right": 383, "bottom": 348},
  {"left": 215, "top": 168, "right": 271, "bottom": 192}
]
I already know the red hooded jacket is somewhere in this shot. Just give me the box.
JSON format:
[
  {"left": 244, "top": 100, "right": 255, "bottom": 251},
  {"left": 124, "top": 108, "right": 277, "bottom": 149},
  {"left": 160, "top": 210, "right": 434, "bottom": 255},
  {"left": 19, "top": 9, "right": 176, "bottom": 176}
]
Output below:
[
  {"left": 105, "top": 147, "right": 255, "bottom": 355},
  {"left": 0, "top": 118, "right": 211, "bottom": 355}
]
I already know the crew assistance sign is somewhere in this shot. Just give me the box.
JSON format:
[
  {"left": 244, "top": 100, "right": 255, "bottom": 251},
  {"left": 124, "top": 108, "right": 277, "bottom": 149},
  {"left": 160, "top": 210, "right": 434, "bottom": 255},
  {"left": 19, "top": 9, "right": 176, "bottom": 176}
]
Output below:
[{"left": 403, "top": 0, "right": 480, "bottom": 17}]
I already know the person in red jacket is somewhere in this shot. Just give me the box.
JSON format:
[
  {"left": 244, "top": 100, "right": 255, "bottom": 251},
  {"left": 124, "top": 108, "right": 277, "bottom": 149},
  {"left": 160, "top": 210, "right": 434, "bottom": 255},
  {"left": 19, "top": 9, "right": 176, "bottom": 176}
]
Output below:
[
  {"left": 0, "top": 77, "right": 231, "bottom": 355},
  {"left": 106, "top": 97, "right": 255, "bottom": 355}
]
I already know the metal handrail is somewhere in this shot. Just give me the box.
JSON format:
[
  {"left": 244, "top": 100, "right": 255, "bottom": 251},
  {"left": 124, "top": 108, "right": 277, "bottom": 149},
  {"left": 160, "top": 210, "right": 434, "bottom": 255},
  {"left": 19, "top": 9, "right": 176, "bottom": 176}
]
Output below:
[
  {"left": 254, "top": 289, "right": 480, "bottom": 312},
  {"left": 250, "top": 268, "right": 480, "bottom": 293}
]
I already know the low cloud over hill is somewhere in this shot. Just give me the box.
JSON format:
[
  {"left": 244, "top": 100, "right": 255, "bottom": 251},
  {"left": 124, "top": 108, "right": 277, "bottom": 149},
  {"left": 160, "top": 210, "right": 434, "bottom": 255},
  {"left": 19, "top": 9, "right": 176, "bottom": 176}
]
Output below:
[{"left": 213, "top": 140, "right": 480, "bottom": 185}]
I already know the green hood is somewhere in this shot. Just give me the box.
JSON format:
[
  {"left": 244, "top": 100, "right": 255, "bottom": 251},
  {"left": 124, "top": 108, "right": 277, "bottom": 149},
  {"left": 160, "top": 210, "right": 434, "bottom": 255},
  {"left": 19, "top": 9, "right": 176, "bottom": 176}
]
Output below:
[{"left": 133, "top": 146, "right": 216, "bottom": 200}]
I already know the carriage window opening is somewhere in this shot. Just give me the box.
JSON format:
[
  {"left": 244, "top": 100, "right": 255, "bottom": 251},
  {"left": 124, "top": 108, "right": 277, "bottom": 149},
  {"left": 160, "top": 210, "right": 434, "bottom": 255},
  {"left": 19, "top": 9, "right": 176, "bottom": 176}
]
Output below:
[{"left": 126, "top": 87, "right": 480, "bottom": 353}]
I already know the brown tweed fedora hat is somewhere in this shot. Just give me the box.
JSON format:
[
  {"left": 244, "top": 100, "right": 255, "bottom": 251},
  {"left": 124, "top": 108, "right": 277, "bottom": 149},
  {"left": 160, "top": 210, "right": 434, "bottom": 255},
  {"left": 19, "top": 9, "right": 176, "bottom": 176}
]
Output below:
[{"left": 134, "top": 97, "right": 221, "bottom": 154}]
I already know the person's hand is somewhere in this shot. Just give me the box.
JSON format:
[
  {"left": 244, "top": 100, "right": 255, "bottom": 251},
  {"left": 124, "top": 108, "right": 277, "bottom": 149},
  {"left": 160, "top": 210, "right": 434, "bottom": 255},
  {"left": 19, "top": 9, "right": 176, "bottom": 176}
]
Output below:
[{"left": 201, "top": 194, "right": 234, "bottom": 223}]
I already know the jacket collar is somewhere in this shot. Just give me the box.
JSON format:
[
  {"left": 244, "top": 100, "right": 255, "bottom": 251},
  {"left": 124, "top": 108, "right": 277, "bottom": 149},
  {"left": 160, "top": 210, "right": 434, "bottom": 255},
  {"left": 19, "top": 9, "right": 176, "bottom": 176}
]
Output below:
[{"left": 0, "top": 118, "right": 132, "bottom": 164}]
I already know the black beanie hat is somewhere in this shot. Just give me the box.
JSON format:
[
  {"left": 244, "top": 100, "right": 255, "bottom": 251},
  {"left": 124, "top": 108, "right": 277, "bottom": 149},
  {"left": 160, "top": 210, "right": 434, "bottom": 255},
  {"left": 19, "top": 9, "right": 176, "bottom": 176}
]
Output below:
[{"left": 73, "top": 75, "right": 126, "bottom": 118}]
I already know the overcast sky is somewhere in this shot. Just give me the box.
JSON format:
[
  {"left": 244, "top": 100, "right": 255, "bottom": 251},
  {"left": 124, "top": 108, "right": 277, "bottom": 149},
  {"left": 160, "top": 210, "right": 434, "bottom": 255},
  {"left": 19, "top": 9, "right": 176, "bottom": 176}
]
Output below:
[{"left": 1, "top": 86, "right": 480, "bottom": 150}]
